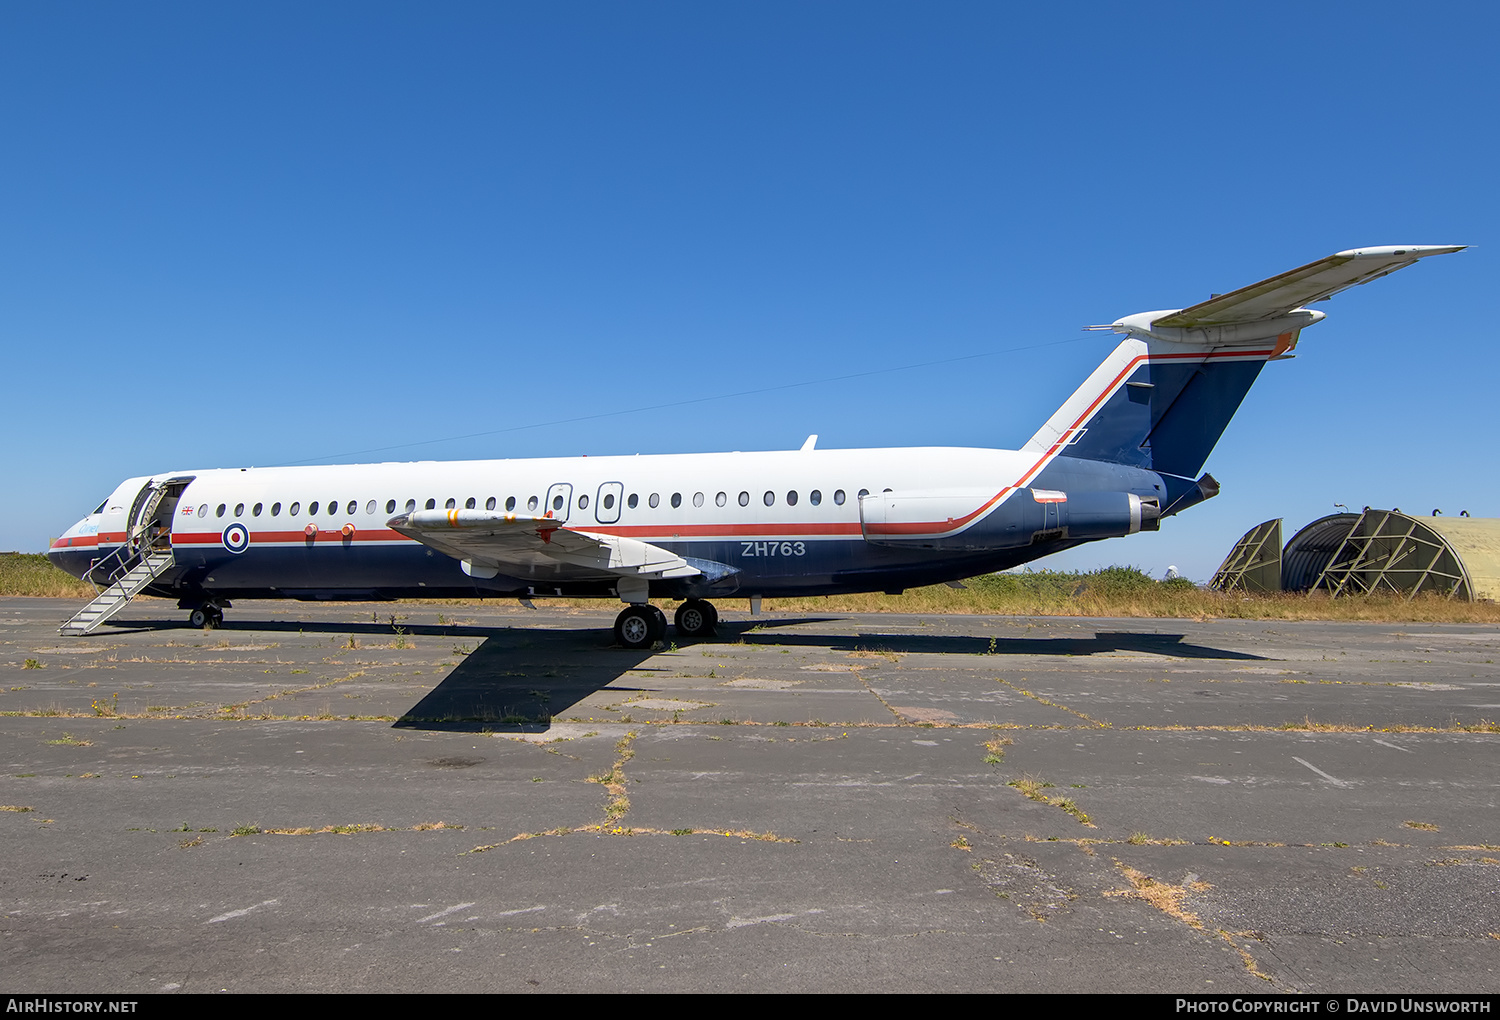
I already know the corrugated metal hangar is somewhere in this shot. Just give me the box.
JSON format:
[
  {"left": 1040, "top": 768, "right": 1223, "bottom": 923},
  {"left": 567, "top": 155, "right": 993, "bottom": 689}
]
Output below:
[{"left": 1211, "top": 508, "right": 1500, "bottom": 601}]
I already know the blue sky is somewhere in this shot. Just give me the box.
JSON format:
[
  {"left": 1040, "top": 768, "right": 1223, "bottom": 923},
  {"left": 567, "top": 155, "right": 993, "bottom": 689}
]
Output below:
[{"left": 2, "top": 2, "right": 1494, "bottom": 581}]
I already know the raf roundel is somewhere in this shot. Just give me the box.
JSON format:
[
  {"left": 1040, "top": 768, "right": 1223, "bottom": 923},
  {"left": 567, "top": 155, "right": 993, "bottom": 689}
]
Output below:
[{"left": 222, "top": 522, "right": 250, "bottom": 554}]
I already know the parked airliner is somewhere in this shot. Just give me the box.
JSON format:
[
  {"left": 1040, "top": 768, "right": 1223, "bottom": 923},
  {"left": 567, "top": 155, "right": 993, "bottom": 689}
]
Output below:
[{"left": 49, "top": 246, "right": 1463, "bottom": 646}]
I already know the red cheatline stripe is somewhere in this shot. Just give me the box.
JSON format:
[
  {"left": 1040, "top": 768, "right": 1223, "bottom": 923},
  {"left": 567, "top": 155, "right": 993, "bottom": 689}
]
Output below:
[{"left": 172, "top": 528, "right": 408, "bottom": 544}]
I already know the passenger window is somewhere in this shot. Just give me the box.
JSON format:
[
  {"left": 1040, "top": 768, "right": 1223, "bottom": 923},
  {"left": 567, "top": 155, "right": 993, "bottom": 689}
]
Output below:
[
  {"left": 425, "top": 499, "right": 436, "bottom": 510},
  {"left": 716, "top": 492, "right": 726, "bottom": 507},
  {"left": 527, "top": 496, "right": 539, "bottom": 511},
  {"left": 858, "top": 489, "right": 869, "bottom": 499},
  {"left": 834, "top": 490, "right": 845, "bottom": 505},
  {"left": 330, "top": 500, "right": 340, "bottom": 515},
  {"left": 271, "top": 502, "right": 281, "bottom": 516},
  {"left": 290, "top": 502, "right": 301, "bottom": 516},
  {"left": 465, "top": 497, "right": 475, "bottom": 509},
  {"left": 445, "top": 498, "right": 457, "bottom": 510},
  {"left": 386, "top": 499, "right": 396, "bottom": 514},
  {"left": 217, "top": 504, "right": 227, "bottom": 518},
  {"left": 670, "top": 493, "right": 681, "bottom": 508},
  {"left": 603, "top": 493, "right": 615, "bottom": 510},
  {"left": 345, "top": 500, "right": 356, "bottom": 515},
  {"left": 810, "top": 490, "right": 821, "bottom": 506},
  {"left": 552, "top": 495, "right": 564, "bottom": 511},
  {"left": 253, "top": 503, "right": 263, "bottom": 517},
  {"left": 505, "top": 496, "right": 516, "bottom": 511},
  {"left": 309, "top": 501, "right": 320, "bottom": 515},
  {"left": 739, "top": 491, "right": 749, "bottom": 507},
  {"left": 578, "top": 494, "right": 589, "bottom": 509},
  {"left": 366, "top": 500, "right": 376, "bottom": 514},
  {"left": 649, "top": 493, "right": 660, "bottom": 508},
  {"left": 763, "top": 491, "right": 775, "bottom": 506},
  {"left": 786, "top": 491, "right": 798, "bottom": 506},
  {"left": 692, "top": 492, "right": 704, "bottom": 507},
  {"left": 234, "top": 503, "right": 245, "bottom": 517},
  {"left": 405, "top": 499, "right": 416, "bottom": 512},
  {"left": 628, "top": 494, "right": 639, "bottom": 509},
  {"left": 198, "top": 504, "right": 208, "bottom": 517},
  {"left": 485, "top": 497, "right": 496, "bottom": 511}
]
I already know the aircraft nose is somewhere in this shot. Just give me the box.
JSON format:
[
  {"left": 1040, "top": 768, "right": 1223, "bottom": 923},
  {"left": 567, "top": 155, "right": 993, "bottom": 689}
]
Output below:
[{"left": 47, "top": 518, "right": 95, "bottom": 578}]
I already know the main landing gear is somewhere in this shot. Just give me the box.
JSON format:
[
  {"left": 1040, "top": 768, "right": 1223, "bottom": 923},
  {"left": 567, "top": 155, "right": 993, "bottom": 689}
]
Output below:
[
  {"left": 674, "top": 599, "right": 718, "bottom": 638},
  {"left": 614, "top": 604, "right": 667, "bottom": 649},
  {"left": 612, "top": 599, "right": 718, "bottom": 649}
]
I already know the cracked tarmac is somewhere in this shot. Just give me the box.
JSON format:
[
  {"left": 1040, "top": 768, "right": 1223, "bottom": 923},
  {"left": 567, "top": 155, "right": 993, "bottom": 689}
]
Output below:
[{"left": 2, "top": 597, "right": 1498, "bottom": 992}]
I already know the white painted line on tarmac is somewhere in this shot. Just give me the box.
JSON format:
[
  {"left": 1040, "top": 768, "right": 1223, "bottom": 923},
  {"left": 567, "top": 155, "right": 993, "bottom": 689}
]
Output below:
[
  {"left": 417, "top": 901, "right": 477, "bottom": 923},
  {"left": 1373, "top": 739, "right": 1413, "bottom": 753},
  {"left": 1292, "top": 757, "right": 1351, "bottom": 787},
  {"left": 207, "top": 898, "right": 280, "bottom": 923}
]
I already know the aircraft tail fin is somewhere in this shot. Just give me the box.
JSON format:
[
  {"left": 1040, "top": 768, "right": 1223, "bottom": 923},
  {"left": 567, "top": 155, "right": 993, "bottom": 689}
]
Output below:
[{"left": 1023, "top": 245, "right": 1464, "bottom": 487}]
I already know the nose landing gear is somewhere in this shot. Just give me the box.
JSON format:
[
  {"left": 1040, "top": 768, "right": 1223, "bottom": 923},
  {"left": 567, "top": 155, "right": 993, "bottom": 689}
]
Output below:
[{"left": 187, "top": 604, "right": 224, "bottom": 630}]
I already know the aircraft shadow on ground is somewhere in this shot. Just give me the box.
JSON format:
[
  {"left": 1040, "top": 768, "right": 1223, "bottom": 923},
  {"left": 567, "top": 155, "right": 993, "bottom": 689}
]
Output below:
[
  {"left": 97, "top": 613, "right": 1264, "bottom": 732},
  {"left": 721, "top": 622, "right": 1269, "bottom": 660},
  {"left": 394, "top": 625, "right": 659, "bottom": 732},
  {"left": 102, "top": 617, "right": 509, "bottom": 640}
]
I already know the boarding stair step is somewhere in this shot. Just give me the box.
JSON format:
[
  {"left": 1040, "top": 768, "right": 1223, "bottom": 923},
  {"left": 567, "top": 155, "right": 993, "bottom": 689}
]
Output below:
[{"left": 58, "top": 550, "right": 177, "bottom": 637}]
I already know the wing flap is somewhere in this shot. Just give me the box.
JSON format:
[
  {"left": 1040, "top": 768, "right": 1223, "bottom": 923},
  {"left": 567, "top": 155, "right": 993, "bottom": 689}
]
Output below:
[
  {"left": 387, "top": 510, "right": 700, "bottom": 580},
  {"left": 1153, "top": 245, "right": 1465, "bottom": 328}
]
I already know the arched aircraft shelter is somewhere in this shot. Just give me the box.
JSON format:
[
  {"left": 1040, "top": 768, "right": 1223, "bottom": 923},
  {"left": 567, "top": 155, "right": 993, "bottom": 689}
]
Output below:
[{"left": 1212, "top": 509, "right": 1500, "bottom": 601}]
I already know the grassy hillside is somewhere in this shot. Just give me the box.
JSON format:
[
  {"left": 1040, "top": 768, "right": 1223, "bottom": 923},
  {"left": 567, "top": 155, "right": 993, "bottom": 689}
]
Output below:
[{"left": 0, "top": 553, "right": 94, "bottom": 597}]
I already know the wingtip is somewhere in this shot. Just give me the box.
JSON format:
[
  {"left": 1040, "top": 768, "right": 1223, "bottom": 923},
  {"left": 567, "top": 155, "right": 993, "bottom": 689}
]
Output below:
[{"left": 1333, "top": 244, "right": 1467, "bottom": 259}]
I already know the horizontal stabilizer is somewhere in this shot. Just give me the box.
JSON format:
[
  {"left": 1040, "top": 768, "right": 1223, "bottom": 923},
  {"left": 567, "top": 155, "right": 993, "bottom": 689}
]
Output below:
[
  {"left": 1031, "top": 245, "right": 1465, "bottom": 478},
  {"left": 1152, "top": 245, "right": 1465, "bottom": 328}
]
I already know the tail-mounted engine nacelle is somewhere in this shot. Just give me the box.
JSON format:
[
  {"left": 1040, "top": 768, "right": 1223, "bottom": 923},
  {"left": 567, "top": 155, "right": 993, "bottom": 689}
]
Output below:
[{"left": 860, "top": 488, "right": 1160, "bottom": 551}]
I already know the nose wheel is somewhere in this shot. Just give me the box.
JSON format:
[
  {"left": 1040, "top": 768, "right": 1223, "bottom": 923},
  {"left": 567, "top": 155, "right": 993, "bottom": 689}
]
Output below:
[
  {"left": 188, "top": 605, "right": 223, "bottom": 630},
  {"left": 614, "top": 604, "right": 667, "bottom": 649},
  {"left": 674, "top": 599, "right": 718, "bottom": 637}
]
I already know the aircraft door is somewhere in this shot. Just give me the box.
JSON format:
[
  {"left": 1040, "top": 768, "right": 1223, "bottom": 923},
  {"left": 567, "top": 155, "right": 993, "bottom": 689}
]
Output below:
[
  {"left": 545, "top": 483, "right": 573, "bottom": 523},
  {"left": 595, "top": 482, "right": 623, "bottom": 524}
]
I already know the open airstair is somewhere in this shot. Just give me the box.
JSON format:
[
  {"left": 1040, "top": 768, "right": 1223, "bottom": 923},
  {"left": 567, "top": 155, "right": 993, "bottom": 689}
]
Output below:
[{"left": 59, "top": 482, "right": 178, "bottom": 637}]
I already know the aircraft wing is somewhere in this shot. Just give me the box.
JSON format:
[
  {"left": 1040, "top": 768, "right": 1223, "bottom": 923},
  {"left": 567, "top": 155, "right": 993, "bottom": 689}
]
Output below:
[
  {"left": 387, "top": 509, "right": 701, "bottom": 581},
  {"left": 1152, "top": 245, "right": 1466, "bottom": 328}
]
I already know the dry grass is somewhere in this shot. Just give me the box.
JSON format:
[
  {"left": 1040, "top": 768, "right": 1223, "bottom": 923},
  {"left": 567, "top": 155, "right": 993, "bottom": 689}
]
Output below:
[
  {"left": 587, "top": 732, "right": 637, "bottom": 823},
  {"left": 12, "top": 552, "right": 1500, "bottom": 623},
  {"left": 1008, "top": 774, "right": 1095, "bottom": 826},
  {"left": 436, "top": 567, "right": 1500, "bottom": 623},
  {"left": 1105, "top": 862, "right": 1211, "bottom": 928},
  {"left": 752, "top": 570, "right": 1500, "bottom": 623}
]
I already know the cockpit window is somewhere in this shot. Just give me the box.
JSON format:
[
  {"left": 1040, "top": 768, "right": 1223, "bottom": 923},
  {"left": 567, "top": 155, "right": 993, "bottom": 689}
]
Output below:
[{"left": 92, "top": 501, "right": 107, "bottom": 515}]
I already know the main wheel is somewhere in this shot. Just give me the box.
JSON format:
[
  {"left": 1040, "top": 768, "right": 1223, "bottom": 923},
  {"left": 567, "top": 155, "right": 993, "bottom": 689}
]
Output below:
[
  {"left": 614, "top": 606, "right": 661, "bottom": 650},
  {"left": 189, "top": 608, "right": 209, "bottom": 629},
  {"left": 674, "top": 599, "right": 718, "bottom": 637}
]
